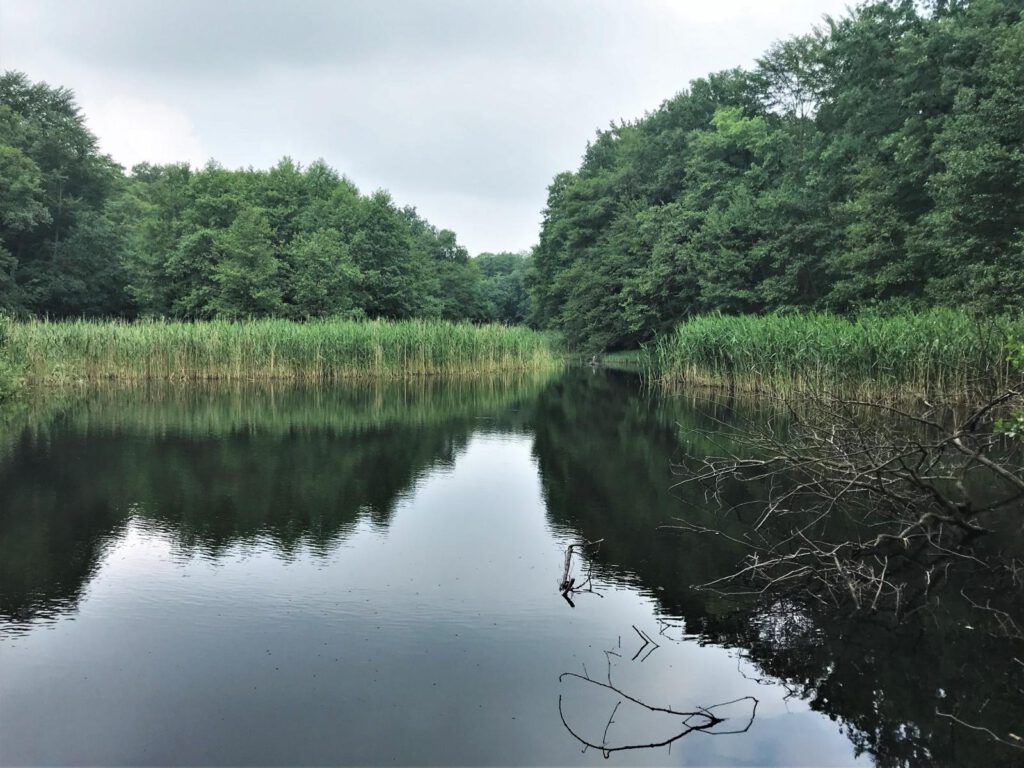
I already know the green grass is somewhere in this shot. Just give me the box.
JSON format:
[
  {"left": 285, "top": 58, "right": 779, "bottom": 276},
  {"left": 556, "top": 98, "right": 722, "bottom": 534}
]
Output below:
[
  {"left": 653, "top": 310, "right": 1024, "bottom": 402},
  {"left": 0, "top": 316, "right": 22, "bottom": 402},
  {"left": 5, "top": 318, "right": 562, "bottom": 384},
  {"left": 599, "top": 349, "right": 654, "bottom": 371}
]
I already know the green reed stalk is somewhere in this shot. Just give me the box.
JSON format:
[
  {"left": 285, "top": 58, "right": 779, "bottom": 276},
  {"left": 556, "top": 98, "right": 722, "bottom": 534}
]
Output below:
[
  {"left": 653, "top": 310, "right": 1024, "bottom": 402},
  {"left": 5, "top": 318, "right": 562, "bottom": 384},
  {"left": 0, "top": 315, "right": 22, "bottom": 401}
]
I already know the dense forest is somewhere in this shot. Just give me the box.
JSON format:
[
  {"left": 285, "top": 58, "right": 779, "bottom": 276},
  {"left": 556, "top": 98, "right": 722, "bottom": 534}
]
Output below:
[
  {"left": 530, "top": 0, "right": 1024, "bottom": 349},
  {"left": 0, "top": 71, "right": 532, "bottom": 324},
  {"left": 2, "top": 0, "right": 1022, "bottom": 355}
]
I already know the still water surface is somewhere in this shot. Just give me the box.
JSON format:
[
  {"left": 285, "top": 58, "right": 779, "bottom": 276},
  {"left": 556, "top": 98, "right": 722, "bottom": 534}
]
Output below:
[{"left": 0, "top": 371, "right": 1017, "bottom": 765}]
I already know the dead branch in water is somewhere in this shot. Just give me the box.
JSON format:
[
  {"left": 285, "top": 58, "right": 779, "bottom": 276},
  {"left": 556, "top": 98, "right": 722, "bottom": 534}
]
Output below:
[
  {"left": 663, "top": 384, "right": 1024, "bottom": 623},
  {"left": 663, "top": 383, "right": 1024, "bottom": 753},
  {"left": 935, "top": 709, "right": 1024, "bottom": 751},
  {"left": 560, "top": 539, "right": 604, "bottom": 607},
  {"left": 630, "top": 625, "right": 660, "bottom": 661},
  {"left": 558, "top": 642, "right": 757, "bottom": 756}
]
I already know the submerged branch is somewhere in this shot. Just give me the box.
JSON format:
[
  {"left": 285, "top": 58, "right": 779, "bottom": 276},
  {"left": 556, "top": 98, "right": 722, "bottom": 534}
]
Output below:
[{"left": 558, "top": 639, "right": 758, "bottom": 756}]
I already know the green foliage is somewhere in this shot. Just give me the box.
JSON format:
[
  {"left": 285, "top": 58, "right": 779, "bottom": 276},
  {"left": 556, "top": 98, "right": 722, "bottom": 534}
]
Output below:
[
  {"left": 0, "top": 314, "right": 21, "bottom": 401},
  {"left": 476, "top": 251, "right": 532, "bottom": 325},
  {"left": 283, "top": 229, "right": 361, "bottom": 319},
  {"left": 654, "top": 310, "right": 1024, "bottom": 401},
  {"left": 1001, "top": 411, "right": 1024, "bottom": 441},
  {"left": 531, "top": 0, "right": 1024, "bottom": 350},
  {"left": 210, "top": 208, "right": 284, "bottom": 318},
  {"left": 5, "top": 318, "right": 561, "bottom": 383},
  {"left": 0, "top": 71, "right": 127, "bottom": 316},
  {"left": 998, "top": 341, "right": 1024, "bottom": 440},
  {"left": 0, "top": 74, "right": 512, "bottom": 325}
]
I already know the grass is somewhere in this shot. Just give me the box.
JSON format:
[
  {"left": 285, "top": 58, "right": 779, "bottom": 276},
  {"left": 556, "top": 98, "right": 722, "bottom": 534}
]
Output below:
[
  {"left": 5, "top": 318, "right": 561, "bottom": 384},
  {"left": 0, "top": 316, "right": 22, "bottom": 401},
  {"left": 653, "top": 310, "right": 1024, "bottom": 402},
  {"left": 599, "top": 349, "right": 654, "bottom": 371}
]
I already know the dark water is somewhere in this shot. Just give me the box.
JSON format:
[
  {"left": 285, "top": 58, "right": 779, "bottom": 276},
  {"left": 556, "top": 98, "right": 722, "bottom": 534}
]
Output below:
[{"left": 0, "top": 370, "right": 1020, "bottom": 766}]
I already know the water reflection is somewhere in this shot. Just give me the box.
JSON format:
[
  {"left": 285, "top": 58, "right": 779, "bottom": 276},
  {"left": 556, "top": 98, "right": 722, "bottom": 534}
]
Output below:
[
  {"left": 533, "top": 369, "right": 1024, "bottom": 767},
  {"left": 0, "top": 377, "right": 540, "bottom": 628},
  {"left": 0, "top": 370, "right": 1020, "bottom": 766}
]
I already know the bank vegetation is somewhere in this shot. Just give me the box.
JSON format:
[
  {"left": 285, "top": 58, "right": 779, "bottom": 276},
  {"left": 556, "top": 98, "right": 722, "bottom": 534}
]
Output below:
[
  {"left": 653, "top": 310, "right": 1024, "bottom": 402},
  {"left": 4, "top": 318, "right": 560, "bottom": 384}
]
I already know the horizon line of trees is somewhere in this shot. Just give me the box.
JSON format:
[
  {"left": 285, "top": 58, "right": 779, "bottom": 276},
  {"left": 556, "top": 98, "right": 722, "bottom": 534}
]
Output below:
[
  {"left": 0, "top": 70, "right": 532, "bottom": 325},
  {"left": 529, "top": 0, "right": 1024, "bottom": 350},
  {"left": 4, "top": 0, "right": 1022, "bottom": 349}
]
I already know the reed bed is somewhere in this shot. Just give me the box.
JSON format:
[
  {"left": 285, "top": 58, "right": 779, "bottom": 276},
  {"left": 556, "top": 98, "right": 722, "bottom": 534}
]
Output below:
[
  {"left": 653, "top": 310, "right": 1024, "bottom": 402},
  {"left": 0, "top": 316, "right": 20, "bottom": 401},
  {"left": 6, "top": 318, "right": 561, "bottom": 384}
]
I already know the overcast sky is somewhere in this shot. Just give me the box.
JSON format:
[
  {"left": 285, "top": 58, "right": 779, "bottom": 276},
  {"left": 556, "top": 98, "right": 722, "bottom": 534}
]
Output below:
[{"left": 0, "top": 0, "right": 851, "bottom": 255}]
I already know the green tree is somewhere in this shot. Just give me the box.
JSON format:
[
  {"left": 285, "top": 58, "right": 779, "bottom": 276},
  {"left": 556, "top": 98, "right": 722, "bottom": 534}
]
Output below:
[
  {"left": 476, "top": 251, "right": 532, "bottom": 325},
  {"left": 0, "top": 143, "right": 48, "bottom": 310},
  {"left": 350, "top": 192, "right": 425, "bottom": 319},
  {"left": 0, "top": 71, "right": 130, "bottom": 316},
  {"left": 528, "top": 1, "right": 1024, "bottom": 349},
  {"left": 123, "top": 163, "right": 193, "bottom": 316},
  {"left": 210, "top": 208, "right": 283, "bottom": 319},
  {"left": 284, "top": 228, "right": 361, "bottom": 318}
]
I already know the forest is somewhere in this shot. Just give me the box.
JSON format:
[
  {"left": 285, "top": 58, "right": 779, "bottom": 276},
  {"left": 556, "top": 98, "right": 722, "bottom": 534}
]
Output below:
[
  {"left": 530, "top": 0, "right": 1024, "bottom": 350},
  {"left": 0, "top": 71, "right": 531, "bottom": 325},
  {"left": 1, "top": 0, "right": 1022, "bottom": 361},
  {"left": 1, "top": 1, "right": 1024, "bottom": 762}
]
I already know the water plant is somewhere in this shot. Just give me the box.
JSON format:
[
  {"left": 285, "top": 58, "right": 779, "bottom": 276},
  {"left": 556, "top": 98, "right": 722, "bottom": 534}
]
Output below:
[
  {"left": 0, "top": 315, "right": 22, "bottom": 401},
  {"left": 5, "top": 318, "right": 561, "bottom": 384},
  {"left": 653, "top": 310, "right": 1024, "bottom": 402}
]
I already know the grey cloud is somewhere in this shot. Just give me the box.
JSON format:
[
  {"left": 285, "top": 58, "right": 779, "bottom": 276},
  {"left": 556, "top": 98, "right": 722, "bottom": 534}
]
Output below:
[
  {"left": 12, "top": 0, "right": 606, "bottom": 79},
  {"left": 0, "top": 0, "right": 851, "bottom": 254}
]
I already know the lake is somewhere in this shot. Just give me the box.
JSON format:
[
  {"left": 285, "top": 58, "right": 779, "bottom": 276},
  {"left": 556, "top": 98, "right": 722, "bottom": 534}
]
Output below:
[{"left": 0, "top": 370, "right": 1018, "bottom": 766}]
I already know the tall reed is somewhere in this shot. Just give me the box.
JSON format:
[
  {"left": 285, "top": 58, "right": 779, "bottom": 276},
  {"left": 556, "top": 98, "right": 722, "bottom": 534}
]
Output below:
[
  {"left": 0, "top": 315, "right": 21, "bottom": 401},
  {"left": 6, "top": 318, "right": 561, "bottom": 384},
  {"left": 653, "top": 310, "right": 1024, "bottom": 402}
]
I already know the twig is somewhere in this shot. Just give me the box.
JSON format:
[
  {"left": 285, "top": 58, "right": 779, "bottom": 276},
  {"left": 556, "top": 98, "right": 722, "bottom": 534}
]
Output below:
[{"left": 935, "top": 709, "right": 1024, "bottom": 751}]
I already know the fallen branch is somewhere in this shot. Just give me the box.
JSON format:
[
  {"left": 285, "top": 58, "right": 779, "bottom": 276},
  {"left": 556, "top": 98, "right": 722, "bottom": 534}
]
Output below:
[
  {"left": 935, "top": 709, "right": 1024, "bottom": 751},
  {"left": 558, "top": 647, "right": 758, "bottom": 756},
  {"left": 559, "top": 539, "right": 605, "bottom": 607}
]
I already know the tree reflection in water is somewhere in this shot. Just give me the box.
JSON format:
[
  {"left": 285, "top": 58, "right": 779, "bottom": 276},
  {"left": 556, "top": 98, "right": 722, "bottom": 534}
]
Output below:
[
  {"left": 534, "top": 369, "right": 1024, "bottom": 766},
  {"left": 0, "top": 369, "right": 1020, "bottom": 765}
]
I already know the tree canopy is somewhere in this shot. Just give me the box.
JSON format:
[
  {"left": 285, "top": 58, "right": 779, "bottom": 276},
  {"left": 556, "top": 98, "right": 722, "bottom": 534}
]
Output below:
[
  {"left": 2, "top": 0, "right": 1022, "bottom": 341},
  {"left": 529, "top": 0, "right": 1024, "bottom": 349},
  {"left": 0, "top": 73, "right": 511, "bottom": 324}
]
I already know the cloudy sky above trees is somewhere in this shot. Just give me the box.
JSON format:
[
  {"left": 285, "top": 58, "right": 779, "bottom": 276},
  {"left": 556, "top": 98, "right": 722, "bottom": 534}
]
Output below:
[{"left": 0, "top": 0, "right": 850, "bottom": 254}]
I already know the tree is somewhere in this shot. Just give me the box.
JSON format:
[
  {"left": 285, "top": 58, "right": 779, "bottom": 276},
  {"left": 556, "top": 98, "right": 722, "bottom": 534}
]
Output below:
[
  {"left": 284, "top": 228, "right": 361, "bottom": 318},
  {"left": 123, "top": 163, "right": 193, "bottom": 316},
  {"left": 0, "top": 143, "right": 48, "bottom": 310},
  {"left": 419, "top": 227, "right": 488, "bottom": 322},
  {"left": 0, "top": 71, "right": 131, "bottom": 316},
  {"left": 476, "top": 251, "right": 532, "bottom": 325},
  {"left": 349, "top": 192, "right": 425, "bottom": 319},
  {"left": 528, "top": 1, "right": 1024, "bottom": 349},
  {"left": 210, "top": 208, "right": 283, "bottom": 319}
]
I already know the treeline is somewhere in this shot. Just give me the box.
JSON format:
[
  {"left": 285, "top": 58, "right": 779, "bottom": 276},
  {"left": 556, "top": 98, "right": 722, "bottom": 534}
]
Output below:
[
  {"left": 530, "top": 0, "right": 1024, "bottom": 350},
  {"left": 0, "top": 71, "right": 532, "bottom": 324}
]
